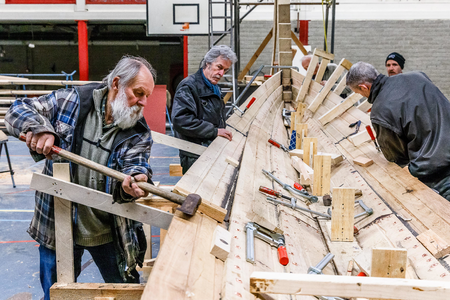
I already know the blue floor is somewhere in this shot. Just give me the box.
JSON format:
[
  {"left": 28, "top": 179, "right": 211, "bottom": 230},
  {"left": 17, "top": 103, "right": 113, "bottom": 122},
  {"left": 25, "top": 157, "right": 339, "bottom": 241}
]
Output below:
[{"left": 0, "top": 134, "right": 181, "bottom": 300}]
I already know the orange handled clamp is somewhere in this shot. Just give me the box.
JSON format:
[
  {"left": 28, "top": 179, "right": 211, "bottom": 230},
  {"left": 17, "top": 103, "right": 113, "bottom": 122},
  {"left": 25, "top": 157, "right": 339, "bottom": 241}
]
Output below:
[
  {"left": 277, "top": 246, "right": 289, "bottom": 266},
  {"left": 246, "top": 97, "right": 256, "bottom": 110},
  {"left": 365, "top": 125, "right": 381, "bottom": 152},
  {"left": 268, "top": 138, "right": 289, "bottom": 153}
]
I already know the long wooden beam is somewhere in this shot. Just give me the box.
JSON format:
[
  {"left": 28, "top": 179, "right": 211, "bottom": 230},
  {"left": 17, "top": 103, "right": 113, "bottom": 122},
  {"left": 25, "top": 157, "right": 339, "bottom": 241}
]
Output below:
[
  {"left": 151, "top": 131, "right": 207, "bottom": 156},
  {"left": 0, "top": 79, "right": 98, "bottom": 86},
  {"left": 50, "top": 283, "right": 144, "bottom": 300},
  {"left": 30, "top": 173, "right": 173, "bottom": 229},
  {"left": 250, "top": 272, "right": 450, "bottom": 300}
]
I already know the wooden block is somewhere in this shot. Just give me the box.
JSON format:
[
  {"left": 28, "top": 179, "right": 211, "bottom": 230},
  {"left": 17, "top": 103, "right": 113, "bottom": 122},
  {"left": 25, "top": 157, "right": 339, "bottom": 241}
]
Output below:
[
  {"left": 348, "top": 130, "right": 371, "bottom": 147},
  {"left": 417, "top": 229, "right": 450, "bottom": 259},
  {"left": 278, "top": 38, "right": 291, "bottom": 52},
  {"left": 291, "top": 156, "right": 313, "bottom": 180},
  {"left": 295, "top": 123, "right": 308, "bottom": 149},
  {"left": 295, "top": 103, "right": 306, "bottom": 122},
  {"left": 302, "top": 137, "right": 317, "bottom": 167},
  {"left": 279, "top": 51, "right": 292, "bottom": 66},
  {"left": 249, "top": 272, "right": 450, "bottom": 299},
  {"left": 53, "top": 163, "right": 75, "bottom": 284},
  {"left": 50, "top": 283, "right": 144, "bottom": 300},
  {"left": 225, "top": 156, "right": 239, "bottom": 168},
  {"left": 282, "top": 77, "right": 291, "bottom": 87},
  {"left": 210, "top": 225, "right": 231, "bottom": 261},
  {"left": 331, "top": 187, "right": 355, "bottom": 242},
  {"left": 278, "top": 23, "right": 291, "bottom": 39},
  {"left": 371, "top": 248, "right": 407, "bottom": 278},
  {"left": 340, "top": 58, "right": 353, "bottom": 70},
  {"left": 353, "top": 156, "right": 374, "bottom": 167},
  {"left": 312, "top": 155, "right": 331, "bottom": 196},
  {"left": 169, "top": 164, "right": 183, "bottom": 177},
  {"left": 290, "top": 149, "right": 343, "bottom": 166},
  {"left": 313, "top": 48, "right": 335, "bottom": 60}
]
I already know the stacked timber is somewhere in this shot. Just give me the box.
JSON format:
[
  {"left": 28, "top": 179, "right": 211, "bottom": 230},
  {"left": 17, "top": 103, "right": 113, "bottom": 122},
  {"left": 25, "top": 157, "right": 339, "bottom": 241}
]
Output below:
[{"left": 141, "top": 50, "right": 450, "bottom": 300}]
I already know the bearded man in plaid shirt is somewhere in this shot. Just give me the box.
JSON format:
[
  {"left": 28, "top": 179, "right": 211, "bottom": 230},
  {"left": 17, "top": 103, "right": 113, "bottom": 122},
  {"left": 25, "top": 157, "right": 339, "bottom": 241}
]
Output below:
[{"left": 5, "top": 55, "right": 155, "bottom": 300}]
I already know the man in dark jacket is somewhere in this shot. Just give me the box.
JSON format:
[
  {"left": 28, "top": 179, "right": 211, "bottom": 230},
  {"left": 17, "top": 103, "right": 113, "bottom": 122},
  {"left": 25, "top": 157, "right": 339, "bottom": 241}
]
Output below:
[
  {"left": 346, "top": 61, "right": 450, "bottom": 200},
  {"left": 5, "top": 56, "right": 155, "bottom": 299},
  {"left": 172, "top": 45, "right": 237, "bottom": 174}
]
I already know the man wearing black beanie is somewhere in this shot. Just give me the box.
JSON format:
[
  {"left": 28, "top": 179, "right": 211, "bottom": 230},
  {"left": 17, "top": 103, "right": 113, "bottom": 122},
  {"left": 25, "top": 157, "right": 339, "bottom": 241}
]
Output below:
[{"left": 385, "top": 52, "right": 405, "bottom": 77}]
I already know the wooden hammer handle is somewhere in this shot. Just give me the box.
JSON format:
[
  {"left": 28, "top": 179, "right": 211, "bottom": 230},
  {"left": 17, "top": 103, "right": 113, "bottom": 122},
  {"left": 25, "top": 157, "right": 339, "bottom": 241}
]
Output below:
[{"left": 19, "top": 133, "right": 185, "bottom": 205}]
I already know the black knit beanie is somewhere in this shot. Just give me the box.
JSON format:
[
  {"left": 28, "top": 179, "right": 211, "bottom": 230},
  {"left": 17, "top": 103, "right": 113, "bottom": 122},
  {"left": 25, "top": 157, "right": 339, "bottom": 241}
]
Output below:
[{"left": 385, "top": 52, "right": 405, "bottom": 69}]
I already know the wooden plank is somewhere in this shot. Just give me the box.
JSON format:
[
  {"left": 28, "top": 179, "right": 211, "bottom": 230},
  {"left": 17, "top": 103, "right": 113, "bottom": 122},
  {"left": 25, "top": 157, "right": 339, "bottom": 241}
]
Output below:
[
  {"left": 318, "top": 93, "right": 362, "bottom": 125},
  {"left": 334, "top": 76, "right": 348, "bottom": 96},
  {"left": 30, "top": 173, "right": 173, "bottom": 229},
  {"left": 315, "top": 58, "right": 330, "bottom": 83},
  {"left": 302, "top": 137, "right": 317, "bottom": 167},
  {"left": 249, "top": 272, "right": 450, "bottom": 300},
  {"left": 278, "top": 23, "right": 291, "bottom": 40},
  {"left": 0, "top": 79, "right": 98, "bottom": 86},
  {"left": 353, "top": 156, "right": 373, "bottom": 167},
  {"left": 308, "top": 59, "right": 348, "bottom": 113},
  {"left": 296, "top": 102, "right": 307, "bottom": 123},
  {"left": 53, "top": 163, "right": 74, "bottom": 284},
  {"left": 312, "top": 155, "right": 331, "bottom": 196},
  {"left": 50, "top": 283, "right": 144, "bottom": 300},
  {"left": 159, "top": 206, "right": 175, "bottom": 246},
  {"left": 290, "top": 30, "right": 308, "bottom": 55},
  {"left": 295, "top": 123, "right": 308, "bottom": 149},
  {"left": 223, "top": 28, "right": 273, "bottom": 104},
  {"left": 151, "top": 131, "right": 206, "bottom": 156},
  {"left": 331, "top": 187, "right": 355, "bottom": 242},
  {"left": 289, "top": 149, "right": 343, "bottom": 166},
  {"left": 142, "top": 216, "right": 198, "bottom": 299},
  {"left": 371, "top": 248, "right": 407, "bottom": 279},
  {"left": 295, "top": 52, "right": 319, "bottom": 103},
  {"left": 417, "top": 229, "right": 450, "bottom": 259},
  {"left": 169, "top": 164, "right": 183, "bottom": 177}
]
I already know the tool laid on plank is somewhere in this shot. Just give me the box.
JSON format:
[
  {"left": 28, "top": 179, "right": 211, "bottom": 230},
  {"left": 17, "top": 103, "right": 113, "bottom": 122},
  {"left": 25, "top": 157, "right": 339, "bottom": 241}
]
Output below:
[
  {"left": 226, "top": 123, "right": 247, "bottom": 137},
  {"left": 335, "top": 120, "right": 361, "bottom": 144},
  {"left": 264, "top": 194, "right": 331, "bottom": 219},
  {"left": 282, "top": 108, "right": 294, "bottom": 127},
  {"left": 19, "top": 133, "right": 202, "bottom": 216},
  {"left": 262, "top": 169, "right": 318, "bottom": 203},
  {"left": 365, "top": 125, "right": 381, "bottom": 152},
  {"left": 268, "top": 138, "right": 289, "bottom": 153},
  {"left": 354, "top": 200, "right": 374, "bottom": 218},
  {"left": 232, "top": 96, "right": 257, "bottom": 117},
  {"left": 308, "top": 253, "right": 345, "bottom": 300},
  {"left": 245, "top": 222, "right": 289, "bottom": 266}
]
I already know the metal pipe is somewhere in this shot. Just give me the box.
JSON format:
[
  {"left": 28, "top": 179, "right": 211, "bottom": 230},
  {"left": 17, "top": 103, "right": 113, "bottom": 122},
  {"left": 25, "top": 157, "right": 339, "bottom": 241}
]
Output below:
[
  {"left": 331, "top": 0, "right": 336, "bottom": 56},
  {"left": 266, "top": 196, "right": 331, "bottom": 219}
]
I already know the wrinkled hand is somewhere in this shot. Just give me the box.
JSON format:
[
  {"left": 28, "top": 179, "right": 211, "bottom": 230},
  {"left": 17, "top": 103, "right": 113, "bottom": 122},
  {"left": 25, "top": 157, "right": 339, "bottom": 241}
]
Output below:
[
  {"left": 218, "top": 128, "right": 233, "bottom": 141},
  {"left": 320, "top": 80, "right": 327, "bottom": 86},
  {"left": 26, "top": 131, "right": 55, "bottom": 159},
  {"left": 122, "top": 174, "right": 149, "bottom": 199}
]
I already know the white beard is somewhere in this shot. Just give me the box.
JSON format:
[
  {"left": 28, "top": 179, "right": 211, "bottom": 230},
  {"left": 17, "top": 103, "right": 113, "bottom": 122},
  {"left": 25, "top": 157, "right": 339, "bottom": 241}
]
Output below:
[{"left": 110, "top": 87, "right": 143, "bottom": 129}]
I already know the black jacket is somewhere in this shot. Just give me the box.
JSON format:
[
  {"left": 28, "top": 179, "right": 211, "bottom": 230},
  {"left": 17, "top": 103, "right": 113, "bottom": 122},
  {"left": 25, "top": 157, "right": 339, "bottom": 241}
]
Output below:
[
  {"left": 368, "top": 72, "right": 450, "bottom": 187},
  {"left": 171, "top": 68, "right": 226, "bottom": 157}
]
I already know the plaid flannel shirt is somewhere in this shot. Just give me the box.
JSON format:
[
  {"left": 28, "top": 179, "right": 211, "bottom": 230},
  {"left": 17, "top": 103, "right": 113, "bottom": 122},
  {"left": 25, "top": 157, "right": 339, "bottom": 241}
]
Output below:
[{"left": 5, "top": 84, "right": 153, "bottom": 280}]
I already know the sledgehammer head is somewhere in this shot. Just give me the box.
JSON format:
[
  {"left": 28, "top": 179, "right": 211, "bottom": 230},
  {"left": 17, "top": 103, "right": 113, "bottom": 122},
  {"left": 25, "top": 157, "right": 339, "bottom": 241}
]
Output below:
[{"left": 177, "top": 193, "right": 202, "bottom": 216}]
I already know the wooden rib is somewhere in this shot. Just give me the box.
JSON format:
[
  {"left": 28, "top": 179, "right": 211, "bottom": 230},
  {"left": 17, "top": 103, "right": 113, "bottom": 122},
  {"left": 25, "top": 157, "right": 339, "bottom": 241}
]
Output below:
[
  {"left": 318, "top": 93, "right": 362, "bottom": 125},
  {"left": 314, "top": 58, "right": 330, "bottom": 83}
]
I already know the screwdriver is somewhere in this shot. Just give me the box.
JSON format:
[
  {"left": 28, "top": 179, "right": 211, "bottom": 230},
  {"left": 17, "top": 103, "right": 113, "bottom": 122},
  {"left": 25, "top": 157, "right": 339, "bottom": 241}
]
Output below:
[
  {"left": 268, "top": 138, "right": 289, "bottom": 153},
  {"left": 365, "top": 125, "right": 380, "bottom": 152}
]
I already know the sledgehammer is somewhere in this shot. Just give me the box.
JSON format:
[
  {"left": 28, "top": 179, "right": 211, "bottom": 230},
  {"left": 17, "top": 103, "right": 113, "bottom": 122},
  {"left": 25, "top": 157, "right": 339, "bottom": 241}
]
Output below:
[{"left": 19, "top": 133, "right": 202, "bottom": 216}]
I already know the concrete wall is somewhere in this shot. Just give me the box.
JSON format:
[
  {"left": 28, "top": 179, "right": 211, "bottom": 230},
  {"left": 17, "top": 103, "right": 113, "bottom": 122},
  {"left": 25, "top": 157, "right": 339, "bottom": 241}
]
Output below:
[{"left": 188, "top": 19, "right": 450, "bottom": 97}]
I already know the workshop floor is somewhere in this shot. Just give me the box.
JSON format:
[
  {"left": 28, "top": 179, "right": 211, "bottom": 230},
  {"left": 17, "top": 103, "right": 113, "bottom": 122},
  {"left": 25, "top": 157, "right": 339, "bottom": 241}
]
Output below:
[{"left": 0, "top": 133, "right": 181, "bottom": 300}]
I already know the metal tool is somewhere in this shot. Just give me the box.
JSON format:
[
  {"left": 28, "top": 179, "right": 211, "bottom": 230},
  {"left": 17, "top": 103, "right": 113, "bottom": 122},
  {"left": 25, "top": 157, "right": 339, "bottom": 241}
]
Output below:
[
  {"left": 354, "top": 200, "right": 374, "bottom": 218},
  {"left": 265, "top": 195, "right": 331, "bottom": 219},
  {"left": 19, "top": 133, "right": 202, "bottom": 216},
  {"left": 245, "top": 222, "right": 289, "bottom": 266},
  {"left": 335, "top": 120, "right": 361, "bottom": 144},
  {"left": 308, "top": 253, "right": 335, "bottom": 275},
  {"left": 282, "top": 108, "right": 294, "bottom": 127},
  {"left": 262, "top": 169, "right": 318, "bottom": 203},
  {"left": 366, "top": 125, "right": 381, "bottom": 152},
  {"left": 226, "top": 123, "right": 247, "bottom": 137},
  {"left": 268, "top": 138, "right": 289, "bottom": 153}
]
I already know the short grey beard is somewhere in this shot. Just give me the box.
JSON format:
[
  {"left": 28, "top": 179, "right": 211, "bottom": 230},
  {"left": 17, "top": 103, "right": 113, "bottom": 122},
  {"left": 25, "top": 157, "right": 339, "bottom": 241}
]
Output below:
[{"left": 110, "top": 87, "right": 143, "bottom": 129}]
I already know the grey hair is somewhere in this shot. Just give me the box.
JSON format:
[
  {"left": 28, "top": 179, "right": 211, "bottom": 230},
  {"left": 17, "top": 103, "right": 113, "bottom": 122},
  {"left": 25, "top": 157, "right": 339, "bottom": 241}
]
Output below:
[
  {"left": 300, "top": 54, "right": 312, "bottom": 63},
  {"left": 201, "top": 45, "right": 237, "bottom": 68},
  {"left": 103, "top": 55, "right": 157, "bottom": 88},
  {"left": 346, "top": 62, "right": 379, "bottom": 88}
]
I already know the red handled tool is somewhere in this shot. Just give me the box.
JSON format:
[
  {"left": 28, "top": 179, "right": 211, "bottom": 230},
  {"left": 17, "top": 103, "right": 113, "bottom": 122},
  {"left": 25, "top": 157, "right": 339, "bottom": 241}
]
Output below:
[
  {"left": 365, "top": 125, "right": 381, "bottom": 152},
  {"left": 243, "top": 97, "right": 256, "bottom": 114},
  {"left": 268, "top": 138, "right": 289, "bottom": 153},
  {"left": 293, "top": 182, "right": 305, "bottom": 192}
]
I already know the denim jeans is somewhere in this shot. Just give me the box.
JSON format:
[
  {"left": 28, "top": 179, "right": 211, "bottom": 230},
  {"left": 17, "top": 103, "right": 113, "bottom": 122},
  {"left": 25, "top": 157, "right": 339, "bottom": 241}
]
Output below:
[{"left": 39, "top": 242, "right": 139, "bottom": 300}]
